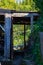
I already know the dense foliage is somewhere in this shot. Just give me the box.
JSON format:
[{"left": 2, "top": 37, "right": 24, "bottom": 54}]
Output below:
[
  {"left": 32, "top": 20, "right": 43, "bottom": 65},
  {"left": 32, "top": 0, "right": 43, "bottom": 65},
  {"left": 13, "top": 25, "right": 24, "bottom": 46},
  {"left": 13, "top": 25, "right": 31, "bottom": 49},
  {"left": 0, "top": 0, "right": 43, "bottom": 13},
  {"left": 0, "top": 0, "right": 39, "bottom": 11}
]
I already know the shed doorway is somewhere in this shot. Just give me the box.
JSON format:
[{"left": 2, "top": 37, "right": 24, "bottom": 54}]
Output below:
[{"left": 12, "top": 17, "right": 31, "bottom": 58}]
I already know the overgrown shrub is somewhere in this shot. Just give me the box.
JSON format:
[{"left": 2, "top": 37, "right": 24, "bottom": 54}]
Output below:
[{"left": 32, "top": 19, "right": 43, "bottom": 65}]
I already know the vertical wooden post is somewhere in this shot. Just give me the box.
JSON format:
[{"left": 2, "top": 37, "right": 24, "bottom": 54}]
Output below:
[
  {"left": 30, "top": 15, "right": 34, "bottom": 46},
  {"left": 31, "top": 15, "right": 33, "bottom": 32},
  {"left": 4, "top": 14, "right": 11, "bottom": 60}
]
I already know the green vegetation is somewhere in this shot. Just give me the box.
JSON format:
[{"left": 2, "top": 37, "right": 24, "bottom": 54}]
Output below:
[
  {"left": 0, "top": 0, "right": 39, "bottom": 11},
  {"left": 13, "top": 25, "right": 24, "bottom": 46},
  {"left": 32, "top": 21, "right": 43, "bottom": 65},
  {"left": 32, "top": 1, "right": 43, "bottom": 65},
  {"left": 0, "top": 0, "right": 43, "bottom": 13},
  {"left": 13, "top": 24, "right": 31, "bottom": 47},
  {"left": 25, "top": 25, "right": 31, "bottom": 41}
]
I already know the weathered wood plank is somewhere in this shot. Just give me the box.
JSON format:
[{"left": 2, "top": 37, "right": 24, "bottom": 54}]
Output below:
[{"left": 4, "top": 14, "right": 11, "bottom": 59}]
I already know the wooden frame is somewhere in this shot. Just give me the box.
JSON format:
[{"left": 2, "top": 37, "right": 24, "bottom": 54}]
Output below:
[{"left": 0, "top": 9, "right": 39, "bottom": 61}]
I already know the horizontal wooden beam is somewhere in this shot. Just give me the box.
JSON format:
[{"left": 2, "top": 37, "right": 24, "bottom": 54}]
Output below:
[
  {"left": 0, "top": 12, "right": 39, "bottom": 17},
  {"left": 0, "top": 9, "right": 39, "bottom": 17},
  {"left": 12, "top": 12, "right": 39, "bottom": 17}
]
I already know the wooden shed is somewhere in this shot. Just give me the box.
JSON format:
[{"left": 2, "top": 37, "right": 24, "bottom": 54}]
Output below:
[{"left": 0, "top": 9, "right": 39, "bottom": 61}]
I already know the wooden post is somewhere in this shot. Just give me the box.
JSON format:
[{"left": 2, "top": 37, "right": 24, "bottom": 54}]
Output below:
[
  {"left": 4, "top": 14, "right": 11, "bottom": 60},
  {"left": 30, "top": 15, "right": 34, "bottom": 46},
  {"left": 31, "top": 15, "right": 33, "bottom": 32}
]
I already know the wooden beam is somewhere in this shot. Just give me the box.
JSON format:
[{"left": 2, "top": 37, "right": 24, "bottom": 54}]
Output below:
[
  {"left": 31, "top": 15, "right": 33, "bottom": 32},
  {"left": 30, "top": 15, "right": 34, "bottom": 47},
  {"left": 12, "top": 12, "right": 39, "bottom": 17},
  {"left": 4, "top": 14, "right": 11, "bottom": 60}
]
